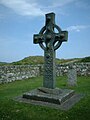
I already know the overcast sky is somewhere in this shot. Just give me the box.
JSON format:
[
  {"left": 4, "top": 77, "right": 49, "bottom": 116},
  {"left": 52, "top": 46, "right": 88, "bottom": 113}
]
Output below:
[{"left": 0, "top": 0, "right": 90, "bottom": 62}]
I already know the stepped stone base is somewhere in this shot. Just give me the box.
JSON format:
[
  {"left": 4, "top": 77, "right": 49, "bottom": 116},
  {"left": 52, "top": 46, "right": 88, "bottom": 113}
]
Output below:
[
  {"left": 23, "top": 87, "right": 75, "bottom": 105},
  {"left": 14, "top": 87, "right": 84, "bottom": 110}
]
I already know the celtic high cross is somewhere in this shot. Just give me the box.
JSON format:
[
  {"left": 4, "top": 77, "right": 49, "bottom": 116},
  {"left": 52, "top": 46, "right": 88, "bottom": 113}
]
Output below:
[{"left": 33, "top": 13, "right": 68, "bottom": 89}]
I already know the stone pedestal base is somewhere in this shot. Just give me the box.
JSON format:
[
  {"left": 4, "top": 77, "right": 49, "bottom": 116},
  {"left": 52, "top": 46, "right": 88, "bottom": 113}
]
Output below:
[
  {"left": 23, "top": 87, "right": 75, "bottom": 105},
  {"left": 14, "top": 87, "right": 84, "bottom": 110}
]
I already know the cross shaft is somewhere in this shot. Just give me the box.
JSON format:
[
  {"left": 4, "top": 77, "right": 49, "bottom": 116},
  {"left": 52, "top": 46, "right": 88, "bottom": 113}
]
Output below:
[{"left": 33, "top": 13, "right": 68, "bottom": 89}]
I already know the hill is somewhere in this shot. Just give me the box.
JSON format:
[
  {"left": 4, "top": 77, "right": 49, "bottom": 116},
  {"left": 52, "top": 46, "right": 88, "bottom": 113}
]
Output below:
[
  {"left": 0, "top": 56, "right": 90, "bottom": 65},
  {"left": 11, "top": 56, "right": 44, "bottom": 65},
  {"left": 10, "top": 56, "right": 82, "bottom": 65},
  {"left": 0, "top": 62, "right": 8, "bottom": 66},
  {"left": 11, "top": 56, "right": 78, "bottom": 65},
  {"left": 79, "top": 56, "right": 90, "bottom": 62}
]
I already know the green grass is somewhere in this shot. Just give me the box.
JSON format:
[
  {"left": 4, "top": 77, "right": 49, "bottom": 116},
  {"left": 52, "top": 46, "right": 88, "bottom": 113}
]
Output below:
[{"left": 0, "top": 76, "right": 90, "bottom": 120}]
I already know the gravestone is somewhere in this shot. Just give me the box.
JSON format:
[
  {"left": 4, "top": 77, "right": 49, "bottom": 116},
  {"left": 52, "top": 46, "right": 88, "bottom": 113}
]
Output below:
[
  {"left": 21, "top": 13, "right": 83, "bottom": 109},
  {"left": 67, "top": 64, "right": 77, "bottom": 86}
]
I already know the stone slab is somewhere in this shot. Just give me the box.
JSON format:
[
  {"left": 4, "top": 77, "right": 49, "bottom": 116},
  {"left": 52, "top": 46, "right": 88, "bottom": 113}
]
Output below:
[
  {"left": 23, "top": 88, "right": 75, "bottom": 105},
  {"left": 15, "top": 93, "right": 84, "bottom": 110}
]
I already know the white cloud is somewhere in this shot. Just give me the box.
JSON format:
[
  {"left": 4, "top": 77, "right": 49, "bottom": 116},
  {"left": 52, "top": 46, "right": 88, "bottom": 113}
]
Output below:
[
  {"left": 0, "top": 0, "right": 45, "bottom": 16},
  {"left": 51, "top": 0, "right": 90, "bottom": 9},
  {"left": 66, "top": 25, "right": 90, "bottom": 32},
  {"left": 0, "top": 0, "right": 78, "bottom": 17},
  {"left": 38, "top": 0, "right": 76, "bottom": 16},
  {"left": 51, "top": 0, "right": 75, "bottom": 8}
]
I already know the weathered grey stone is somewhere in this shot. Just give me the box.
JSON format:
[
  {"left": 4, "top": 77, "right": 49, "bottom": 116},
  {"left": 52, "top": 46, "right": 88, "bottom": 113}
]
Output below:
[
  {"left": 33, "top": 12, "right": 68, "bottom": 89},
  {"left": 0, "top": 63, "right": 90, "bottom": 84},
  {"left": 15, "top": 93, "right": 84, "bottom": 110},
  {"left": 0, "top": 65, "right": 41, "bottom": 84},
  {"left": 67, "top": 64, "right": 77, "bottom": 86},
  {"left": 22, "top": 13, "right": 85, "bottom": 109},
  {"left": 23, "top": 88, "right": 75, "bottom": 105},
  {"left": 23, "top": 12, "right": 79, "bottom": 108}
]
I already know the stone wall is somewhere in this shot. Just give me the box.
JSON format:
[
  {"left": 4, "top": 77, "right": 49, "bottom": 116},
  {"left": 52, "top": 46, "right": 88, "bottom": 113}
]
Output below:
[
  {"left": 56, "top": 63, "right": 90, "bottom": 76},
  {"left": 0, "top": 63, "right": 90, "bottom": 84},
  {"left": 0, "top": 65, "right": 40, "bottom": 83}
]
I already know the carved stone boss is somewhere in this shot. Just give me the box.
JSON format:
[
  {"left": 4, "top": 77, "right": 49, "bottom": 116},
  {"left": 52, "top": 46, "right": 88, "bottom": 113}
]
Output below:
[{"left": 33, "top": 13, "right": 68, "bottom": 89}]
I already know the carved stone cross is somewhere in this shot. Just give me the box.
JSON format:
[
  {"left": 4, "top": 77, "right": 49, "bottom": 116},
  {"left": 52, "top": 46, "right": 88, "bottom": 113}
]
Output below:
[{"left": 33, "top": 13, "right": 68, "bottom": 89}]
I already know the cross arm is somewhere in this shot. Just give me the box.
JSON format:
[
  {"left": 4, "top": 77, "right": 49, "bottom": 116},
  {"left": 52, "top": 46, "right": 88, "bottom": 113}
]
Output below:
[
  {"left": 55, "top": 31, "right": 68, "bottom": 42},
  {"left": 33, "top": 34, "right": 44, "bottom": 44}
]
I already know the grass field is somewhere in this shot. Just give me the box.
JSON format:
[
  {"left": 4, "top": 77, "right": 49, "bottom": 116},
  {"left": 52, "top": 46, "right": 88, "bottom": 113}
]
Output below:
[{"left": 0, "top": 76, "right": 90, "bottom": 120}]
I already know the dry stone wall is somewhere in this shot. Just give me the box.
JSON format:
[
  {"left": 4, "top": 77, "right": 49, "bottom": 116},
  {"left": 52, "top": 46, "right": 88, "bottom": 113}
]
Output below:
[
  {"left": 0, "top": 65, "right": 40, "bottom": 83},
  {"left": 56, "top": 63, "right": 90, "bottom": 76},
  {"left": 0, "top": 63, "right": 90, "bottom": 84}
]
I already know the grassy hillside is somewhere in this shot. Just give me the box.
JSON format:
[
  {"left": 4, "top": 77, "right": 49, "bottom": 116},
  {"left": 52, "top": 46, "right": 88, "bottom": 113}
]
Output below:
[
  {"left": 80, "top": 56, "right": 90, "bottom": 62},
  {"left": 11, "top": 56, "right": 84, "bottom": 65},
  {"left": 11, "top": 56, "right": 44, "bottom": 65},
  {"left": 0, "top": 56, "right": 90, "bottom": 65},
  {"left": 0, "top": 62, "right": 8, "bottom": 66},
  {"left": 11, "top": 56, "right": 81, "bottom": 65}
]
